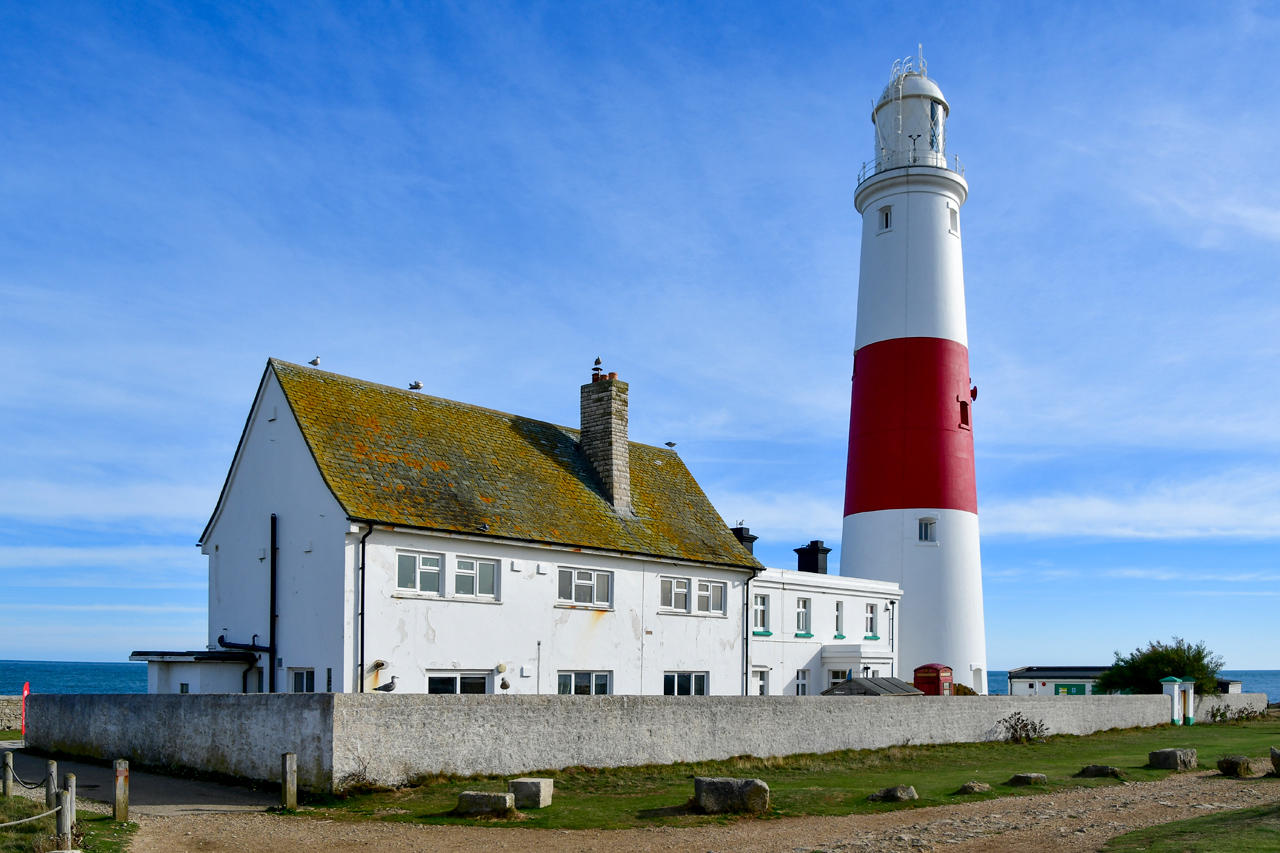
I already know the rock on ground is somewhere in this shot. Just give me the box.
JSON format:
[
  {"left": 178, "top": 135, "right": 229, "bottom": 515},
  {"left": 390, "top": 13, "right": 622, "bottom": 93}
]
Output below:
[
  {"left": 956, "top": 781, "right": 991, "bottom": 794},
  {"left": 1076, "top": 765, "right": 1123, "bottom": 779},
  {"left": 1148, "top": 748, "right": 1197, "bottom": 770},
  {"left": 868, "top": 785, "right": 918, "bottom": 802},
  {"left": 1216, "top": 755, "right": 1254, "bottom": 777},
  {"left": 1008, "top": 773, "right": 1047, "bottom": 786},
  {"left": 693, "top": 776, "right": 770, "bottom": 814}
]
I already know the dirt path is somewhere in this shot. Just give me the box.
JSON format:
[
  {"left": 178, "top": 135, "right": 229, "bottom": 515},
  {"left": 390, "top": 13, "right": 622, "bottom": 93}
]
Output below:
[{"left": 129, "top": 761, "right": 1280, "bottom": 852}]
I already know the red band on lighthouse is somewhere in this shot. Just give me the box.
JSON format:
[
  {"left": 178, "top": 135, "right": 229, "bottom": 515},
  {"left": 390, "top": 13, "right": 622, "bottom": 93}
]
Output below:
[{"left": 843, "top": 336, "right": 976, "bottom": 515}]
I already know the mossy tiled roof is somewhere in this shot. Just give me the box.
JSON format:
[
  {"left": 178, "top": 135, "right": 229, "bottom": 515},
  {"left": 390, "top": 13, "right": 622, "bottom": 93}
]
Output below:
[{"left": 268, "top": 359, "right": 760, "bottom": 571}]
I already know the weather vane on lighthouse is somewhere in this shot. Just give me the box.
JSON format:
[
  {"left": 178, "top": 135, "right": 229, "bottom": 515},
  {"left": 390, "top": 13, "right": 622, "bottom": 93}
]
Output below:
[{"left": 839, "top": 52, "right": 988, "bottom": 693}]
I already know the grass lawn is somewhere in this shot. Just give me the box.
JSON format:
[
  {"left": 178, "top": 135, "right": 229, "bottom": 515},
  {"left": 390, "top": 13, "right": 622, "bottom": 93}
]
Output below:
[
  {"left": 302, "top": 717, "right": 1280, "bottom": 830},
  {"left": 1105, "top": 803, "right": 1280, "bottom": 851},
  {"left": 0, "top": 797, "right": 134, "bottom": 853},
  {"left": 0, "top": 731, "right": 21, "bottom": 742}
]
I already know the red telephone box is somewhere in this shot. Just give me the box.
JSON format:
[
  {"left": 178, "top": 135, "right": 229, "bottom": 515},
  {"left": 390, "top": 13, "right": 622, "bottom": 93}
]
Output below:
[{"left": 913, "top": 663, "right": 953, "bottom": 696}]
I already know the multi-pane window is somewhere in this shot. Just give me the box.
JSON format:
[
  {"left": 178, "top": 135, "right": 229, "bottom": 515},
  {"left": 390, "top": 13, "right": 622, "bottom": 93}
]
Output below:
[
  {"left": 752, "top": 670, "right": 768, "bottom": 696},
  {"left": 663, "top": 671, "right": 708, "bottom": 696},
  {"left": 795, "top": 669, "right": 809, "bottom": 696},
  {"left": 752, "top": 594, "right": 770, "bottom": 631},
  {"left": 865, "top": 603, "right": 878, "bottom": 636},
  {"left": 557, "top": 671, "right": 611, "bottom": 695},
  {"left": 558, "top": 568, "right": 612, "bottom": 607},
  {"left": 455, "top": 557, "right": 497, "bottom": 597},
  {"left": 835, "top": 600, "right": 845, "bottom": 636},
  {"left": 795, "top": 597, "right": 812, "bottom": 634},
  {"left": 828, "top": 669, "right": 849, "bottom": 690},
  {"left": 660, "top": 576, "right": 690, "bottom": 610},
  {"left": 918, "top": 518, "right": 937, "bottom": 542},
  {"left": 397, "top": 552, "right": 442, "bottom": 594},
  {"left": 427, "top": 673, "right": 488, "bottom": 694},
  {"left": 696, "top": 580, "right": 726, "bottom": 614},
  {"left": 291, "top": 669, "right": 315, "bottom": 693}
]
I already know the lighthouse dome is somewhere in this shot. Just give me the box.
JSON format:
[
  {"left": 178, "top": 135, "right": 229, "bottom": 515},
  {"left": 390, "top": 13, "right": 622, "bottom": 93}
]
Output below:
[{"left": 875, "top": 72, "right": 949, "bottom": 116}]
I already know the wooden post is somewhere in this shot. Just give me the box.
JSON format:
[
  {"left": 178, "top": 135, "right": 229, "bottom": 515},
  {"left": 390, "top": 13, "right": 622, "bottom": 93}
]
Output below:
[
  {"left": 281, "top": 752, "right": 297, "bottom": 810},
  {"left": 113, "top": 759, "right": 129, "bottom": 822},
  {"left": 57, "top": 788, "right": 72, "bottom": 849},
  {"left": 2, "top": 751, "right": 11, "bottom": 798},
  {"left": 45, "top": 759, "right": 57, "bottom": 808},
  {"left": 65, "top": 773, "right": 76, "bottom": 828}
]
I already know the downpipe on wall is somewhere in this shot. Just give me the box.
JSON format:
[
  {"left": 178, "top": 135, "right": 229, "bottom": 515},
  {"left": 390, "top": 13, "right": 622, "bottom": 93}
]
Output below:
[
  {"left": 269, "top": 513, "right": 278, "bottom": 693},
  {"left": 356, "top": 522, "right": 374, "bottom": 693}
]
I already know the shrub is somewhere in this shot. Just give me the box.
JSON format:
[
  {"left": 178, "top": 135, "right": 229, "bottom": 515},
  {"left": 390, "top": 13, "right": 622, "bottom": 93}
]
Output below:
[
  {"left": 998, "top": 711, "right": 1048, "bottom": 743},
  {"left": 951, "top": 683, "right": 978, "bottom": 696},
  {"left": 1094, "top": 637, "right": 1223, "bottom": 696}
]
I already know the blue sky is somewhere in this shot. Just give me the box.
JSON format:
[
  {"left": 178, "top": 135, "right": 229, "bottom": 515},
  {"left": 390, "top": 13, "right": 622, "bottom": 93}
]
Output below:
[{"left": 2, "top": 2, "right": 1278, "bottom": 671}]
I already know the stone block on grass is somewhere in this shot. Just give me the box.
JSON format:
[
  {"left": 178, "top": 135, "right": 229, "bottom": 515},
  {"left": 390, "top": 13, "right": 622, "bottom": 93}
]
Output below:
[
  {"left": 1270, "top": 746, "right": 1279, "bottom": 776},
  {"left": 868, "top": 784, "right": 918, "bottom": 802},
  {"left": 508, "top": 777, "right": 553, "bottom": 809},
  {"left": 956, "top": 781, "right": 990, "bottom": 794},
  {"left": 1075, "top": 765, "right": 1124, "bottom": 779},
  {"left": 693, "top": 777, "right": 770, "bottom": 814},
  {"left": 1008, "top": 773, "right": 1047, "bottom": 786},
  {"left": 1217, "top": 755, "right": 1254, "bottom": 777},
  {"left": 1148, "top": 748, "right": 1197, "bottom": 770},
  {"left": 455, "top": 791, "right": 516, "bottom": 817}
]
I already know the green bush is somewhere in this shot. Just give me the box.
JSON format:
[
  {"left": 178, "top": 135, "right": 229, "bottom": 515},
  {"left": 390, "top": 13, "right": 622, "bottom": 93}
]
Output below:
[{"left": 1095, "top": 637, "right": 1223, "bottom": 696}]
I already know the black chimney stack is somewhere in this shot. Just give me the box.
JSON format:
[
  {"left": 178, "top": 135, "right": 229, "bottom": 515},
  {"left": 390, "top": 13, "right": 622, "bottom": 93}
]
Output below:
[
  {"left": 730, "top": 525, "right": 758, "bottom": 555},
  {"left": 794, "top": 540, "right": 831, "bottom": 573}
]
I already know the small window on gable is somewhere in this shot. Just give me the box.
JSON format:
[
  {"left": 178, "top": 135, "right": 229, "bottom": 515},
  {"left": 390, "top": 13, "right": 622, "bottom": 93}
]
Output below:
[
  {"left": 879, "top": 206, "right": 892, "bottom": 232},
  {"left": 918, "top": 517, "right": 937, "bottom": 543}
]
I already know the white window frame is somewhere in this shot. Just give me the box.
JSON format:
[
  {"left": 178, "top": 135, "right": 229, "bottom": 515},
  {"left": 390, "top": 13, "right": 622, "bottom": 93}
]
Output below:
[
  {"left": 558, "top": 567, "right": 613, "bottom": 608},
  {"left": 290, "top": 668, "right": 315, "bottom": 693},
  {"left": 865, "top": 602, "right": 878, "bottom": 637},
  {"left": 948, "top": 204, "right": 960, "bottom": 235},
  {"left": 795, "top": 669, "right": 809, "bottom": 696},
  {"left": 918, "top": 517, "right": 938, "bottom": 544},
  {"left": 795, "top": 597, "right": 812, "bottom": 635},
  {"left": 663, "top": 671, "right": 708, "bottom": 696},
  {"left": 752, "top": 594, "right": 770, "bottom": 632},
  {"left": 557, "top": 670, "right": 612, "bottom": 695},
  {"left": 695, "top": 580, "right": 726, "bottom": 614},
  {"left": 426, "top": 671, "right": 490, "bottom": 694},
  {"left": 835, "top": 600, "right": 845, "bottom": 637},
  {"left": 752, "top": 669, "right": 769, "bottom": 696},
  {"left": 660, "top": 576, "right": 691, "bottom": 611},
  {"left": 455, "top": 556, "right": 498, "bottom": 599},
  {"left": 878, "top": 205, "right": 892, "bottom": 232},
  {"left": 828, "top": 668, "right": 849, "bottom": 690},
  {"left": 396, "top": 550, "right": 443, "bottom": 595}
]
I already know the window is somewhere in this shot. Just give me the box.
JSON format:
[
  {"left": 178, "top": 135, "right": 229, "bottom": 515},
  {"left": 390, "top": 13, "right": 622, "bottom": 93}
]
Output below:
[
  {"left": 291, "top": 669, "right": 315, "bottom": 693},
  {"left": 948, "top": 205, "right": 960, "bottom": 234},
  {"left": 558, "top": 568, "right": 612, "bottom": 607},
  {"left": 664, "top": 671, "right": 708, "bottom": 695},
  {"left": 752, "top": 670, "right": 769, "bottom": 696},
  {"left": 918, "top": 517, "right": 937, "bottom": 542},
  {"left": 397, "top": 551, "right": 442, "bottom": 594},
  {"left": 326, "top": 667, "right": 333, "bottom": 692},
  {"left": 878, "top": 206, "right": 892, "bottom": 231},
  {"left": 456, "top": 557, "right": 497, "bottom": 597},
  {"left": 179, "top": 682, "right": 190, "bottom": 694},
  {"left": 752, "top": 594, "right": 770, "bottom": 632},
  {"left": 696, "top": 580, "right": 726, "bottom": 614},
  {"left": 865, "top": 603, "right": 878, "bottom": 637},
  {"left": 795, "top": 669, "right": 809, "bottom": 696},
  {"left": 427, "top": 673, "right": 489, "bottom": 694},
  {"left": 835, "top": 600, "right": 845, "bottom": 637},
  {"left": 557, "top": 671, "right": 612, "bottom": 695},
  {"left": 829, "top": 669, "right": 849, "bottom": 690},
  {"left": 795, "top": 597, "right": 812, "bottom": 635},
  {"left": 660, "top": 576, "right": 690, "bottom": 610},
  {"left": 959, "top": 399, "right": 971, "bottom": 428}
]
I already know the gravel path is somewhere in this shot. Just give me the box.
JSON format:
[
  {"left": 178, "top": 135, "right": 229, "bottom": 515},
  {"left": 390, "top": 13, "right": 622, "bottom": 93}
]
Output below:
[{"left": 129, "top": 760, "right": 1280, "bottom": 852}]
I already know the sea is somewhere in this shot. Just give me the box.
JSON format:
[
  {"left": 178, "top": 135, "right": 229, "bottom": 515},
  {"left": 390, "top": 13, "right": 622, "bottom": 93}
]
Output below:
[{"left": 2, "top": 661, "right": 1278, "bottom": 703}]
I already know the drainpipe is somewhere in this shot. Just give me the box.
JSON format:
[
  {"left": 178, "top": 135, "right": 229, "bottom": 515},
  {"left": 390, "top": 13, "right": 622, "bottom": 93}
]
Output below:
[
  {"left": 241, "top": 654, "right": 260, "bottom": 694},
  {"left": 742, "top": 570, "right": 759, "bottom": 696},
  {"left": 357, "top": 523, "right": 374, "bottom": 693},
  {"left": 269, "top": 513, "right": 278, "bottom": 693}
]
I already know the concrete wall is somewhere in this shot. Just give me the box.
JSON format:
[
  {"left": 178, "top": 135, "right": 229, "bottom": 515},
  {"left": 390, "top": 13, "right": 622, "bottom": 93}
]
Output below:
[
  {"left": 25, "top": 691, "right": 1267, "bottom": 793},
  {"left": 0, "top": 696, "right": 21, "bottom": 730},
  {"left": 25, "top": 694, "right": 335, "bottom": 791}
]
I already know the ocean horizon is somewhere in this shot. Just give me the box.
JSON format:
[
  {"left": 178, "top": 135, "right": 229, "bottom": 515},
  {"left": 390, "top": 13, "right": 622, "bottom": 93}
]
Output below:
[{"left": 2, "top": 660, "right": 1277, "bottom": 703}]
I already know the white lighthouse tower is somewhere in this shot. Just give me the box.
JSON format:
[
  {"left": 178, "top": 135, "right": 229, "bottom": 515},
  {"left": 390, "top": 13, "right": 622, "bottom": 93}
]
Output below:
[{"left": 838, "top": 54, "right": 988, "bottom": 693}]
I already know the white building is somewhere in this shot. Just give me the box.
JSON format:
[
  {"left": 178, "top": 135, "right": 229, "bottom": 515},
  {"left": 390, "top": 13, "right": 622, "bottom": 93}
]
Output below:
[
  {"left": 1006, "top": 666, "right": 1108, "bottom": 696},
  {"left": 134, "top": 359, "right": 899, "bottom": 695}
]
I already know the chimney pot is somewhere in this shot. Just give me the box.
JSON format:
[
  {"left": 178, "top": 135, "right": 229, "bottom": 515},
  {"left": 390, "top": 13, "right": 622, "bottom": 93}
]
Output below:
[
  {"left": 730, "top": 525, "right": 758, "bottom": 555},
  {"left": 607, "top": 372, "right": 617, "bottom": 380},
  {"left": 794, "top": 539, "right": 832, "bottom": 573}
]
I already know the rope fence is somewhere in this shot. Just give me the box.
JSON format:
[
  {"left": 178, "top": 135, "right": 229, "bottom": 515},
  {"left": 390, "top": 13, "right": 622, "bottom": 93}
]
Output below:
[
  {"left": 1, "top": 751, "right": 80, "bottom": 850},
  {"left": 0, "top": 806, "right": 58, "bottom": 828}
]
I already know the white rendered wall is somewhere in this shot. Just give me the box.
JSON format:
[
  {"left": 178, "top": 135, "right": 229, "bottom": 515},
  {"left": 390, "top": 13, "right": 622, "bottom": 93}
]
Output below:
[
  {"left": 200, "top": 371, "right": 352, "bottom": 694},
  {"left": 841, "top": 508, "right": 987, "bottom": 692},
  {"left": 359, "top": 528, "right": 751, "bottom": 696},
  {"left": 1009, "top": 678, "right": 1099, "bottom": 696},
  {"left": 748, "top": 569, "right": 900, "bottom": 694},
  {"left": 853, "top": 171, "right": 968, "bottom": 350}
]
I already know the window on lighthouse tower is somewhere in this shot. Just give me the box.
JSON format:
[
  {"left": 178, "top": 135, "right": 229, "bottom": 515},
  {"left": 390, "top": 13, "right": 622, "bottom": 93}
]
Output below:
[
  {"left": 878, "top": 206, "right": 892, "bottom": 232},
  {"left": 918, "top": 518, "right": 937, "bottom": 543}
]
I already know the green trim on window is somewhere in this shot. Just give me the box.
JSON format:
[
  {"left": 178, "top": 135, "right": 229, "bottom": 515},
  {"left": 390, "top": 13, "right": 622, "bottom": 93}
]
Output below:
[
  {"left": 795, "top": 632, "right": 814, "bottom": 638},
  {"left": 864, "top": 634, "right": 880, "bottom": 640},
  {"left": 833, "top": 634, "right": 846, "bottom": 640},
  {"left": 752, "top": 630, "right": 773, "bottom": 637}
]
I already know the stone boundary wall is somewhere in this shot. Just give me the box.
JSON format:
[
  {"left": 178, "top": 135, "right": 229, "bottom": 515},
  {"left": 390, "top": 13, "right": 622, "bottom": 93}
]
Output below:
[
  {"left": 0, "top": 696, "right": 21, "bottom": 730},
  {"left": 25, "top": 694, "right": 335, "bottom": 790},
  {"left": 23, "top": 692, "right": 1266, "bottom": 793}
]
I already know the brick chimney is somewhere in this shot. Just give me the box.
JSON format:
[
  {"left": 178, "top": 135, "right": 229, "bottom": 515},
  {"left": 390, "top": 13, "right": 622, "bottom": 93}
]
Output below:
[{"left": 580, "top": 365, "right": 631, "bottom": 515}]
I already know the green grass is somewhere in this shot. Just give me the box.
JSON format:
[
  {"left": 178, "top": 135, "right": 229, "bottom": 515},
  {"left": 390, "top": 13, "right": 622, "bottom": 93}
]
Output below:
[
  {"left": 0, "top": 798, "right": 135, "bottom": 853},
  {"left": 302, "top": 717, "right": 1280, "bottom": 830},
  {"left": 0, "top": 731, "right": 21, "bottom": 742},
  {"left": 1105, "top": 803, "right": 1280, "bottom": 851}
]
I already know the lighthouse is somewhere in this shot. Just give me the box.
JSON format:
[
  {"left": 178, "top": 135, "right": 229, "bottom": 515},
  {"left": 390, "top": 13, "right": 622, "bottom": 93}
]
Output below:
[{"left": 839, "top": 55, "right": 988, "bottom": 693}]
